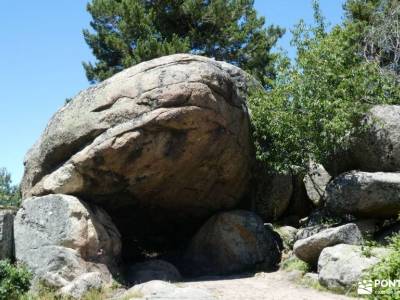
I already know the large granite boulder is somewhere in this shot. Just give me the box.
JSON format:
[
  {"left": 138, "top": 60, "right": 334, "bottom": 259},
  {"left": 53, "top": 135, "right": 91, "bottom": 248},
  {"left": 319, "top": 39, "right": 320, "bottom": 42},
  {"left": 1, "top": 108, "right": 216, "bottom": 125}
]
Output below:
[
  {"left": 293, "top": 224, "right": 363, "bottom": 265},
  {"left": 0, "top": 209, "right": 16, "bottom": 260},
  {"left": 20, "top": 54, "right": 255, "bottom": 256},
  {"left": 324, "top": 171, "right": 400, "bottom": 218},
  {"left": 350, "top": 105, "right": 400, "bottom": 172},
  {"left": 14, "top": 194, "right": 121, "bottom": 288},
  {"left": 318, "top": 244, "right": 390, "bottom": 292},
  {"left": 184, "top": 210, "right": 281, "bottom": 276}
]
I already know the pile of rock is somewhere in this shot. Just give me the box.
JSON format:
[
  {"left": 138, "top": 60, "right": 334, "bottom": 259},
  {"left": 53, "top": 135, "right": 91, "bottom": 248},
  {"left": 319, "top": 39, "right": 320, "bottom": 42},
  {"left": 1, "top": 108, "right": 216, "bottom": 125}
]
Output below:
[
  {"left": 290, "top": 105, "right": 400, "bottom": 292},
  {"left": 5, "top": 54, "right": 284, "bottom": 298}
]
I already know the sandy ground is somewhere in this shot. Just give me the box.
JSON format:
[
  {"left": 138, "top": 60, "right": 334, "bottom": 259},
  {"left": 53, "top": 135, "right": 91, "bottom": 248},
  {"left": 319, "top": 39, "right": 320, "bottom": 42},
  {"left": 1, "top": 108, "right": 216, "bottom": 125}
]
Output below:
[{"left": 181, "top": 271, "right": 359, "bottom": 300}]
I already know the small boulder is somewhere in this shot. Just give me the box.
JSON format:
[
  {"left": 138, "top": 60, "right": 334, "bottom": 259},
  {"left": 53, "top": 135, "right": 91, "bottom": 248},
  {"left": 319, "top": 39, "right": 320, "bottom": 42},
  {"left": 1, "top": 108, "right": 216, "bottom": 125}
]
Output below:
[
  {"left": 293, "top": 224, "right": 363, "bottom": 265},
  {"left": 0, "top": 209, "right": 16, "bottom": 260},
  {"left": 324, "top": 171, "right": 400, "bottom": 218},
  {"left": 122, "top": 280, "right": 216, "bottom": 300},
  {"left": 126, "top": 260, "right": 181, "bottom": 284},
  {"left": 184, "top": 210, "right": 281, "bottom": 276},
  {"left": 318, "top": 244, "right": 390, "bottom": 292},
  {"left": 59, "top": 272, "right": 103, "bottom": 299},
  {"left": 303, "top": 162, "right": 331, "bottom": 207},
  {"left": 14, "top": 194, "right": 121, "bottom": 288}
]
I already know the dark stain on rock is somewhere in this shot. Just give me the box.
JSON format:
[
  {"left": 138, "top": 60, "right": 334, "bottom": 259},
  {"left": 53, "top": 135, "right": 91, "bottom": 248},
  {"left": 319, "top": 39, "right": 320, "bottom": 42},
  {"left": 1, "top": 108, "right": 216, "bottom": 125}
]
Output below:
[{"left": 163, "top": 130, "right": 188, "bottom": 160}]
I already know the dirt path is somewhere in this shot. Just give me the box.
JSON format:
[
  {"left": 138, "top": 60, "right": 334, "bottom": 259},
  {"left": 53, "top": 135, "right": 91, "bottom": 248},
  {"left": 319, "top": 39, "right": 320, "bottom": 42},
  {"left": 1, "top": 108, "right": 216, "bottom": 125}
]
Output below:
[{"left": 182, "top": 271, "right": 358, "bottom": 300}]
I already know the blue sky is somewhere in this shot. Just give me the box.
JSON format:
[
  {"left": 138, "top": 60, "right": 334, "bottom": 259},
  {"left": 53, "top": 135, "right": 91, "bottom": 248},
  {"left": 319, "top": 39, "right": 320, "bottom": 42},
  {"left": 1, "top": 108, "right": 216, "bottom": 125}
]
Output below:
[{"left": 0, "top": 0, "right": 345, "bottom": 184}]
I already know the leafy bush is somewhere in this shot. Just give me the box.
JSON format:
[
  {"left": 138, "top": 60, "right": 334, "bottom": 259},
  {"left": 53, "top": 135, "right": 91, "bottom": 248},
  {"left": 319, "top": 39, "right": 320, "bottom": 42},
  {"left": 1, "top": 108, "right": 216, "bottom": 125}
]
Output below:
[
  {"left": 248, "top": 1, "right": 400, "bottom": 173},
  {"left": 0, "top": 260, "right": 31, "bottom": 300},
  {"left": 364, "top": 234, "right": 400, "bottom": 299},
  {"left": 280, "top": 256, "right": 310, "bottom": 273}
]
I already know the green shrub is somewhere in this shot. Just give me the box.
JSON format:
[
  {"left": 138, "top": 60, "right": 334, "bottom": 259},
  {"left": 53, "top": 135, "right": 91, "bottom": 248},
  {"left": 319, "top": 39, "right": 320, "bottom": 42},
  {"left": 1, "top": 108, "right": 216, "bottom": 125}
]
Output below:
[
  {"left": 364, "top": 235, "right": 400, "bottom": 299},
  {"left": 0, "top": 260, "right": 31, "bottom": 300},
  {"left": 280, "top": 256, "right": 310, "bottom": 274},
  {"left": 248, "top": 2, "right": 400, "bottom": 173}
]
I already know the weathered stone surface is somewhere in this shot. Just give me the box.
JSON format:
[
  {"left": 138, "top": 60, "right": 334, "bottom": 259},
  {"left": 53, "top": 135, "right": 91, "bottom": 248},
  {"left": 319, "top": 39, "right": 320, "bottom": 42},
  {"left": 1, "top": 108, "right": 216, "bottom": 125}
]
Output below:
[
  {"left": 255, "top": 173, "right": 293, "bottom": 221},
  {"left": 121, "top": 280, "right": 216, "bottom": 300},
  {"left": 59, "top": 272, "right": 103, "bottom": 299},
  {"left": 318, "top": 244, "right": 390, "bottom": 292},
  {"left": 324, "top": 171, "right": 400, "bottom": 218},
  {"left": 21, "top": 54, "right": 255, "bottom": 256},
  {"left": 184, "top": 210, "right": 281, "bottom": 276},
  {"left": 295, "top": 224, "right": 332, "bottom": 241},
  {"left": 303, "top": 162, "right": 331, "bottom": 207},
  {"left": 14, "top": 194, "right": 121, "bottom": 288},
  {"left": 125, "top": 259, "right": 181, "bottom": 284},
  {"left": 275, "top": 226, "right": 298, "bottom": 250},
  {"left": 350, "top": 105, "right": 400, "bottom": 172},
  {"left": 0, "top": 209, "right": 15, "bottom": 260},
  {"left": 294, "top": 224, "right": 363, "bottom": 265}
]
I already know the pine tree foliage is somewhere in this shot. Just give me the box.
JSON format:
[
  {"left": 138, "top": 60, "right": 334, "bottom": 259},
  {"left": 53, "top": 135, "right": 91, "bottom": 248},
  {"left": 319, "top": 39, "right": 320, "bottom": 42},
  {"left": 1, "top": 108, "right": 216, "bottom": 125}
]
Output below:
[
  {"left": 0, "top": 168, "right": 21, "bottom": 207},
  {"left": 83, "top": 0, "right": 284, "bottom": 86}
]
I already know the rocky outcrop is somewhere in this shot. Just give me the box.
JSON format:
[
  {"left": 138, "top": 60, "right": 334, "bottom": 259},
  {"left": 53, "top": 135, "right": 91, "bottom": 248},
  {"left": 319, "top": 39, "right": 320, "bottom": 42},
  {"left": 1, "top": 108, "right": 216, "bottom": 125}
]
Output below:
[
  {"left": 14, "top": 194, "right": 121, "bottom": 288},
  {"left": 293, "top": 224, "right": 363, "bottom": 265},
  {"left": 350, "top": 105, "right": 400, "bottom": 172},
  {"left": 254, "top": 173, "right": 293, "bottom": 221},
  {"left": 0, "top": 209, "right": 15, "bottom": 260},
  {"left": 324, "top": 171, "right": 400, "bottom": 218},
  {"left": 184, "top": 210, "right": 281, "bottom": 276},
  {"left": 318, "top": 244, "right": 390, "bottom": 292},
  {"left": 20, "top": 54, "right": 255, "bottom": 257},
  {"left": 125, "top": 260, "right": 181, "bottom": 284},
  {"left": 303, "top": 162, "right": 331, "bottom": 207}
]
